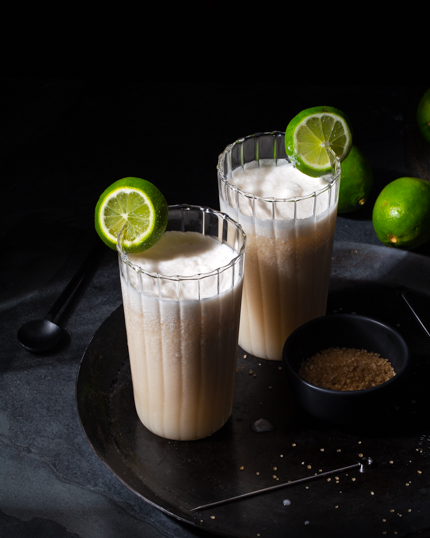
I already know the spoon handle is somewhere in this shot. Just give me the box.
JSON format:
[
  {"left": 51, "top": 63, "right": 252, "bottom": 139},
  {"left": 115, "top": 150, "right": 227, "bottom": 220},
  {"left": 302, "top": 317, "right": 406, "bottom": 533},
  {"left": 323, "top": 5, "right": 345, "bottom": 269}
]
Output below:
[{"left": 46, "top": 241, "right": 104, "bottom": 322}]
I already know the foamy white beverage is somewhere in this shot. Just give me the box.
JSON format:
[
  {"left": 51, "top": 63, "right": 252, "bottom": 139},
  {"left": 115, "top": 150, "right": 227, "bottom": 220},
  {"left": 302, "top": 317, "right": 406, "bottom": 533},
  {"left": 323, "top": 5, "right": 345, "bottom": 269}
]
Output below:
[
  {"left": 218, "top": 134, "right": 340, "bottom": 361},
  {"left": 118, "top": 206, "right": 245, "bottom": 441}
]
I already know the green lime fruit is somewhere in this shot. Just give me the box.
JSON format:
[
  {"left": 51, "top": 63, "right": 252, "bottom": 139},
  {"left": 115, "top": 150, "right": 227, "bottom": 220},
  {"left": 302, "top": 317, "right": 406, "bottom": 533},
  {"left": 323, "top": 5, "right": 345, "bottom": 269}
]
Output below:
[
  {"left": 338, "top": 144, "right": 373, "bottom": 213},
  {"left": 372, "top": 177, "right": 430, "bottom": 249},
  {"left": 285, "top": 106, "right": 353, "bottom": 177},
  {"left": 95, "top": 177, "right": 168, "bottom": 253},
  {"left": 417, "top": 88, "right": 430, "bottom": 144}
]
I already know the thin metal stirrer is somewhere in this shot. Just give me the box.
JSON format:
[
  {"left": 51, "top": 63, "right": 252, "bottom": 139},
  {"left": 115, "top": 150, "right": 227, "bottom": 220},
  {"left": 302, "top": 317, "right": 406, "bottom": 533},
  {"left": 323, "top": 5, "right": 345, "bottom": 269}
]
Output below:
[
  {"left": 191, "top": 457, "right": 373, "bottom": 512},
  {"left": 398, "top": 286, "right": 430, "bottom": 339}
]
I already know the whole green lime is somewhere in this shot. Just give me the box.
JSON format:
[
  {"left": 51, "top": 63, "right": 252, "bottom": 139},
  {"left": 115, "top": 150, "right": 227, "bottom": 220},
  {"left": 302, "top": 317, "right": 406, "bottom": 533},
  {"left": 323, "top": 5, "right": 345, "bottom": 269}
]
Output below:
[
  {"left": 338, "top": 144, "right": 373, "bottom": 213},
  {"left": 417, "top": 88, "right": 430, "bottom": 144},
  {"left": 372, "top": 177, "right": 430, "bottom": 249}
]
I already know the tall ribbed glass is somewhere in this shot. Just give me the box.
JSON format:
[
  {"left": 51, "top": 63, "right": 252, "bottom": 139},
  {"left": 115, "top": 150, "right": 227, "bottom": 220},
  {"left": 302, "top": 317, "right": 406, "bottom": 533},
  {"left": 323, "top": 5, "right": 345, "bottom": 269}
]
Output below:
[
  {"left": 117, "top": 205, "right": 246, "bottom": 441},
  {"left": 217, "top": 132, "right": 340, "bottom": 361}
]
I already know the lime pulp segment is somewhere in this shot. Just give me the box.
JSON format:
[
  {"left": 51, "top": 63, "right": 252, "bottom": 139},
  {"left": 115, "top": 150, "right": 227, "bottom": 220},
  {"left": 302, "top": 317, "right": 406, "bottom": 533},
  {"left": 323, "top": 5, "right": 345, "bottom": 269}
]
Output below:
[
  {"left": 100, "top": 188, "right": 154, "bottom": 245},
  {"left": 295, "top": 114, "right": 350, "bottom": 168}
]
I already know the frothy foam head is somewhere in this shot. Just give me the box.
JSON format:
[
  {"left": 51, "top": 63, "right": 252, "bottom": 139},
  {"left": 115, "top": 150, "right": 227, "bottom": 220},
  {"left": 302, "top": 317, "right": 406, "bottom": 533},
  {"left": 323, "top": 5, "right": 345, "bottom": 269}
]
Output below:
[
  {"left": 128, "top": 231, "right": 236, "bottom": 276},
  {"left": 224, "top": 159, "right": 336, "bottom": 221},
  {"left": 230, "top": 159, "right": 330, "bottom": 199},
  {"left": 122, "top": 231, "right": 242, "bottom": 300}
]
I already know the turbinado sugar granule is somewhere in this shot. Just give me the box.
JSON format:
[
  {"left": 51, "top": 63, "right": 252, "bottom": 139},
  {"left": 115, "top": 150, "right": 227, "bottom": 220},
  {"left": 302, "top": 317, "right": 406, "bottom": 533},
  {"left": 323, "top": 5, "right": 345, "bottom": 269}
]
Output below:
[{"left": 299, "top": 347, "right": 396, "bottom": 391}]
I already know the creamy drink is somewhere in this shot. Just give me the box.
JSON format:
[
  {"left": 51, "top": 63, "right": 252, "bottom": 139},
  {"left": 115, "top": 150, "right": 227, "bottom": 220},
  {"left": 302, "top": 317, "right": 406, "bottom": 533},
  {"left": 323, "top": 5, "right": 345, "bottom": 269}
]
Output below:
[
  {"left": 118, "top": 205, "right": 246, "bottom": 441},
  {"left": 218, "top": 132, "right": 340, "bottom": 361}
]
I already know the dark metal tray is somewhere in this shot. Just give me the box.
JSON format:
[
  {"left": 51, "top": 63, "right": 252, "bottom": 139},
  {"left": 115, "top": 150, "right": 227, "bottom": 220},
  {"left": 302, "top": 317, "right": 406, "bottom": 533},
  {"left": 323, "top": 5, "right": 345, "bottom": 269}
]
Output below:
[{"left": 76, "top": 242, "right": 430, "bottom": 538}]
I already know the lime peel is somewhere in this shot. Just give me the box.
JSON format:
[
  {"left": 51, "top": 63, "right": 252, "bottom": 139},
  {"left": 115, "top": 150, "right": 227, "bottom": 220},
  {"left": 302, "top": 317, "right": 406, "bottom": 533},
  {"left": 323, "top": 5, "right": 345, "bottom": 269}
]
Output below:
[
  {"left": 372, "top": 177, "right": 430, "bottom": 250},
  {"left": 417, "top": 88, "right": 430, "bottom": 144},
  {"left": 337, "top": 144, "right": 373, "bottom": 214}
]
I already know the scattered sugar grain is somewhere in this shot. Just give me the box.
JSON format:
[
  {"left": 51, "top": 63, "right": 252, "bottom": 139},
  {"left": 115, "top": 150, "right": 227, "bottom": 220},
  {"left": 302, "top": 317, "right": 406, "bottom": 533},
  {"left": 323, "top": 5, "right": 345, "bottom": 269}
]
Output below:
[{"left": 299, "top": 347, "right": 395, "bottom": 391}]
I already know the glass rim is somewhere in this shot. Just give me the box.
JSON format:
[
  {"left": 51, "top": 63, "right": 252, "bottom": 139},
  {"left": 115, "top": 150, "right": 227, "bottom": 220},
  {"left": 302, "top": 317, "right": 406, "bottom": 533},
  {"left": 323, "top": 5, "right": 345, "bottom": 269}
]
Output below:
[
  {"left": 217, "top": 131, "right": 341, "bottom": 203},
  {"left": 116, "top": 204, "right": 246, "bottom": 282}
]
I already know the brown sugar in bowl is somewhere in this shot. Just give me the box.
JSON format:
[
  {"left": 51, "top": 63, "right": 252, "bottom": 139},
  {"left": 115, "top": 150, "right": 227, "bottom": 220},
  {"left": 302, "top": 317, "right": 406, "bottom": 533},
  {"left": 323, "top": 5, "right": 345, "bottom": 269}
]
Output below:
[{"left": 282, "top": 314, "right": 409, "bottom": 424}]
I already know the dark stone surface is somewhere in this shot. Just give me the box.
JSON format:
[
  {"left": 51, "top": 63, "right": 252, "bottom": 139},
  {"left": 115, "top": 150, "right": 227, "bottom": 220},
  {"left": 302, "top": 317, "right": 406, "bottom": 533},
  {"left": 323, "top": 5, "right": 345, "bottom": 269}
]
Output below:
[{"left": 1, "top": 77, "right": 430, "bottom": 537}]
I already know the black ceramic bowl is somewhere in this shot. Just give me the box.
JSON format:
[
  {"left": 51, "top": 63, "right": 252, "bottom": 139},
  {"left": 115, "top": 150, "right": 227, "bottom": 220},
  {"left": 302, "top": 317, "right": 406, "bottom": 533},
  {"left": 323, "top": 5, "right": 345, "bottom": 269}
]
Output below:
[{"left": 282, "top": 314, "right": 409, "bottom": 424}]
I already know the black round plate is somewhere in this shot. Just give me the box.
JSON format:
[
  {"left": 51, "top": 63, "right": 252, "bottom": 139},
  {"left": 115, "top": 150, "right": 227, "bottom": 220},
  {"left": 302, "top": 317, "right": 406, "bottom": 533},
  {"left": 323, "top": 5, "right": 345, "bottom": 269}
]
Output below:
[{"left": 76, "top": 242, "right": 430, "bottom": 538}]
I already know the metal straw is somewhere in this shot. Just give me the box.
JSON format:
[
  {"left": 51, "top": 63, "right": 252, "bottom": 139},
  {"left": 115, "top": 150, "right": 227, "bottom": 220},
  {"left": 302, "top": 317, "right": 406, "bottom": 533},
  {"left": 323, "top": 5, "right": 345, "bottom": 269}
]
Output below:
[
  {"left": 398, "top": 286, "right": 430, "bottom": 339},
  {"left": 191, "top": 458, "right": 373, "bottom": 512}
]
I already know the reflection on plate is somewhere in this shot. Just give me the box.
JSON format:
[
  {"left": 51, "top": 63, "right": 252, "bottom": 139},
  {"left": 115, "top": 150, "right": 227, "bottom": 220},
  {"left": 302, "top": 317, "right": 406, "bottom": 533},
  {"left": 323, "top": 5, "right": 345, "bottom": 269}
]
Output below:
[{"left": 76, "top": 242, "right": 430, "bottom": 538}]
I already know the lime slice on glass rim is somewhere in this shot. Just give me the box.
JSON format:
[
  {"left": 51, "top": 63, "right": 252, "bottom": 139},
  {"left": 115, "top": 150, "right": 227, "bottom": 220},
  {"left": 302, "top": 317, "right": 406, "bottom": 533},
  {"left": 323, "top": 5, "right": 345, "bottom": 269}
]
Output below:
[
  {"left": 285, "top": 106, "right": 353, "bottom": 177},
  {"left": 94, "top": 177, "right": 168, "bottom": 253}
]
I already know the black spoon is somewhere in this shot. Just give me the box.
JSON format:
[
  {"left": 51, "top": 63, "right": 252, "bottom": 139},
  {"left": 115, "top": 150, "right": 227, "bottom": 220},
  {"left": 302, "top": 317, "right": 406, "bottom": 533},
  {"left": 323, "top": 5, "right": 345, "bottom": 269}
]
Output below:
[{"left": 17, "top": 242, "right": 102, "bottom": 352}]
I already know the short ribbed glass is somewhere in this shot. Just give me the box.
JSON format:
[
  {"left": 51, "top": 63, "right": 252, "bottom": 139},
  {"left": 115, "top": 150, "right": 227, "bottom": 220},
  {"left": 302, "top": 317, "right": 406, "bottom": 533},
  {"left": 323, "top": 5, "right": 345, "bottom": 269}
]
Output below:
[
  {"left": 117, "top": 204, "right": 246, "bottom": 441},
  {"left": 217, "top": 132, "right": 341, "bottom": 361}
]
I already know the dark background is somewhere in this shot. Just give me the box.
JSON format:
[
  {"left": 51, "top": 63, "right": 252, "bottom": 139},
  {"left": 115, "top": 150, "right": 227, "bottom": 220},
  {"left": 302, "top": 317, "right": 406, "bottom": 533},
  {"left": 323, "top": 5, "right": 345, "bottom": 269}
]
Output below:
[
  {"left": 1, "top": 77, "right": 429, "bottom": 313},
  {"left": 1, "top": 9, "right": 430, "bottom": 538}
]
